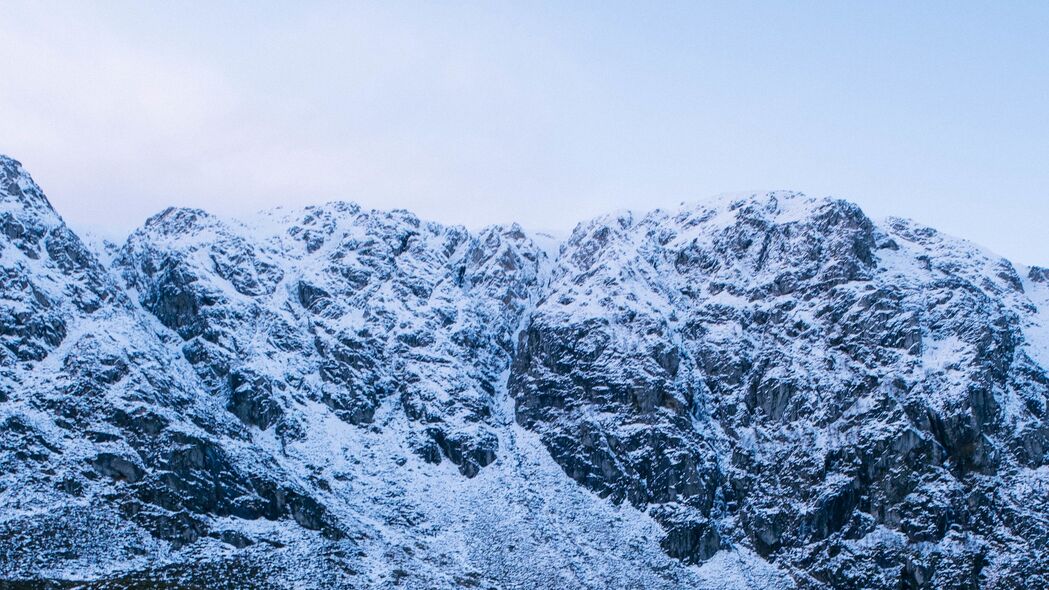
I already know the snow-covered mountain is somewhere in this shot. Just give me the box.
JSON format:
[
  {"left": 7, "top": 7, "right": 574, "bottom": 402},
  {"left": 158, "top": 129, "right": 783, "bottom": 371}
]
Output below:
[{"left": 0, "top": 155, "right": 1046, "bottom": 589}]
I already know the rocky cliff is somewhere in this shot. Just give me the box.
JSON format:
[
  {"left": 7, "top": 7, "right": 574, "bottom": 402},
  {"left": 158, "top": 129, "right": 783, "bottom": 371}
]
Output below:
[{"left": 1, "top": 157, "right": 1046, "bottom": 589}]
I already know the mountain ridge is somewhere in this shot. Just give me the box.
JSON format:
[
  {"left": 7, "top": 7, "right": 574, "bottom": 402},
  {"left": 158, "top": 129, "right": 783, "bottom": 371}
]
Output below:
[{"left": 1, "top": 156, "right": 1047, "bottom": 589}]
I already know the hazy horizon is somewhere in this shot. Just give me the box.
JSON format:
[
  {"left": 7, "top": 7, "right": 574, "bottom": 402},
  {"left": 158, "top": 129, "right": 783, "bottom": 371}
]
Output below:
[{"left": 2, "top": 1, "right": 1046, "bottom": 264}]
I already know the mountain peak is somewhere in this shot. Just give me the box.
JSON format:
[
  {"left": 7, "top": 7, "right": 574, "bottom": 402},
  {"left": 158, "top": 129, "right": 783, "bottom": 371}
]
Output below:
[
  {"left": 1030, "top": 266, "right": 1049, "bottom": 283},
  {"left": 3, "top": 158, "right": 1049, "bottom": 589},
  {"left": 0, "top": 154, "right": 56, "bottom": 216}
]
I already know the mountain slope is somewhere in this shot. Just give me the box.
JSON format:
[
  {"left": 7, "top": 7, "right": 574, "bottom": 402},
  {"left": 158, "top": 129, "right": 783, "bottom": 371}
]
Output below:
[
  {"left": 511, "top": 192, "right": 1049, "bottom": 588},
  {"left": 0, "top": 158, "right": 1046, "bottom": 589},
  {"left": 0, "top": 157, "right": 787, "bottom": 589}
]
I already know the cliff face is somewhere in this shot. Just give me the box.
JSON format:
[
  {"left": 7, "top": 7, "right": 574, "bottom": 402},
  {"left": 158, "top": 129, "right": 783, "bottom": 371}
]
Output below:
[
  {"left": 511, "top": 192, "right": 1049, "bottom": 588},
  {"left": 117, "top": 201, "right": 544, "bottom": 478},
  {"left": 1, "top": 158, "right": 1046, "bottom": 589}
]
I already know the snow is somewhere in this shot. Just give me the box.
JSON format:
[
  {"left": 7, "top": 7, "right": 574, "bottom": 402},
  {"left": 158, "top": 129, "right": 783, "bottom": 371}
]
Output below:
[
  {"left": 1019, "top": 267, "right": 1049, "bottom": 369},
  {"left": 2, "top": 152, "right": 1047, "bottom": 587}
]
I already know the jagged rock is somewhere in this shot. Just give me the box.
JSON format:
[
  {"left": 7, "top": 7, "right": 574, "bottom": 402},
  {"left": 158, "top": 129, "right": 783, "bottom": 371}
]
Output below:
[
  {"left": 227, "top": 370, "right": 285, "bottom": 430},
  {"left": 2, "top": 159, "right": 1048, "bottom": 589},
  {"left": 422, "top": 426, "right": 499, "bottom": 478},
  {"left": 658, "top": 519, "right": 722, "bottom": 563},
  {"left": 91, "top": 453, "right": 145, "bottom": 483},
  {"left": 509, "top": 192, "right": 1049, "bottom": 586}
]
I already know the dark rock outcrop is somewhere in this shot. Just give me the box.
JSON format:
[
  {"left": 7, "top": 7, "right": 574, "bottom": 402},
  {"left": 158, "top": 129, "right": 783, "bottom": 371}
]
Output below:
[
  {"left": 509, "top": 193, "right": 1049, "bottom": 588},
  {"left": 2, "top": 161, "right": 1048, "bottom": 590}
]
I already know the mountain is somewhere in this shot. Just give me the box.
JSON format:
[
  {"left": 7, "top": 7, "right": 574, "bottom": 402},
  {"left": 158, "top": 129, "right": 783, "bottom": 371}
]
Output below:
[{"left": 0, "top": 156, "right": 1046, "bottom": 589}]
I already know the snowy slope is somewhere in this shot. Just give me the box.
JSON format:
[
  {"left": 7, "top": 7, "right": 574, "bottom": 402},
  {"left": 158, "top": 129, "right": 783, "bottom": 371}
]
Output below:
[
  {"left": 512, "top": 192, "right": 1049, "bottom": 588},
  {"left": 0, "top": 161, "right": 1047, "bottom": 589}
]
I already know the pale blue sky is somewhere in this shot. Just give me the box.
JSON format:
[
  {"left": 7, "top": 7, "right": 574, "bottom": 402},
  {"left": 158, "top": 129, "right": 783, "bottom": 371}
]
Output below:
[{"left": 1, "top": 1, "right": 1046, "bottom": 264}]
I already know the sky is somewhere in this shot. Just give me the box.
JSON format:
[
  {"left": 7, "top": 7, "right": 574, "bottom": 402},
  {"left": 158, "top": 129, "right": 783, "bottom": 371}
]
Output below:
[{"left": 1, "top": 1, "right": 1047, "bottom": 265}]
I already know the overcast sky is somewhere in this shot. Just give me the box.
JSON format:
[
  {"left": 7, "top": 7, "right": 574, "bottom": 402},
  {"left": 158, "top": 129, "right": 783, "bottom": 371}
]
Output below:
[{"left": 1, "top": 1, "right": 1046, "bottom": 264}]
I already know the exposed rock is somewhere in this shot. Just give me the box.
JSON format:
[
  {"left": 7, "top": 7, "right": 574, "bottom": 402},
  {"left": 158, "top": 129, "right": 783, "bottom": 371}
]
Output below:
[
  {"left": 510, "top": 193, "right": 1049, "bottom": 587},
  {"left": 2, "top": 161, "right": 1047, "bottom": 589}
]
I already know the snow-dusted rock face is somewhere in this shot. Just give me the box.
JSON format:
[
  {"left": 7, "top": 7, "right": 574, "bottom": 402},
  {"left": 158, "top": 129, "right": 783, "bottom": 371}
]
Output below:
[
  {"left": 117, "top": 201, "right": 545, "bottom": 477},
  {"left": 1, "top": 157, "right": 1047, "bottom": 589},
  {"left": 511, "top": 192, "right": 1049, "bottom": 588},
  {"left": 0, "top": 156, "right": 348, "bottom": 584}
]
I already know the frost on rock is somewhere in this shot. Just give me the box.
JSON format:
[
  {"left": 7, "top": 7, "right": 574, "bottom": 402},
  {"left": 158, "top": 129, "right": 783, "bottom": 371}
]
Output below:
[
  {"left": 0, "top": 161, "right": 1047, "bottom": 589},
  {"left": 116, "top": 202, "right": 545, "bottom": 476},
  {"left": 511, "top": 192, "right": 1049, "bottom": 588}
]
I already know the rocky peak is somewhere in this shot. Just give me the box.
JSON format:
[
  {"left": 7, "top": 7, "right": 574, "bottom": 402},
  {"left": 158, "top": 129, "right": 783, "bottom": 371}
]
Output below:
[
  {"left": 1031, "top": 266, "right": 1049, "bottom": 283},
  {"left": 3, "top": 158, "right": 1048, "bottom": 589},
  {"left": 116, "top": 199, "right": 549, "bottom": 480},
  {"left": 0, "top": 156, "right": 118, "bottom": 367},
  {"left": 0, "top": 156, "right": 57, "bottom": 217},
  {"left": 512, "top": 191, "right": 1049, "bottom": 586}
]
